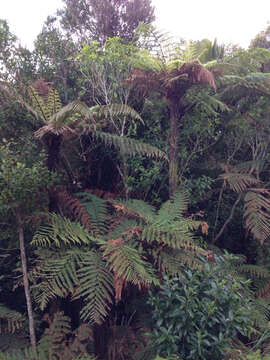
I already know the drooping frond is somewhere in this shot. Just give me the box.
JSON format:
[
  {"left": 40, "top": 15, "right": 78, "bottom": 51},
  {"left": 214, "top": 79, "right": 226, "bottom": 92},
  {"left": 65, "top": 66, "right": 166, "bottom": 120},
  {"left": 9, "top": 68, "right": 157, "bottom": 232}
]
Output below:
[
  {"left": 32, "top": 249, "right": 82, "bottom": 310},
  {"left": 34, "top": 100, "right": 96, "bottom": 138},
  {"left": 57, "top": 190, "right": 92, "bottom": 230},
  {"left": 91, "top": 103, "right": 144, "bottom": 124},
  {"left": 39, "top": 312, "right": 71, "bottom": 355},
  {"left": 0, "top": 305, "right": 25, "bottom": 333},
  {"left": 101, "top": 239, "right": 158, "bottom": 301},
  {"left": 244, "top": 189, "right": 270, "bottom": 244},
  {"left": 220, "top": 173, "right": 260, "bottom": 193},
  {"left": 236, "top": 264, "right": 270, "bottom": 279},
  {"left": 32, "top": 214, "right": 96, "bottom": 248},
  {"left": 158, "top": 248, "right": 203, "bottom": 275},
  {"left": 89, "top": 131, "right": 168, "bottom": 160},
  {"left": 74, "top": 251, "right": 114, "bottom": 325}
]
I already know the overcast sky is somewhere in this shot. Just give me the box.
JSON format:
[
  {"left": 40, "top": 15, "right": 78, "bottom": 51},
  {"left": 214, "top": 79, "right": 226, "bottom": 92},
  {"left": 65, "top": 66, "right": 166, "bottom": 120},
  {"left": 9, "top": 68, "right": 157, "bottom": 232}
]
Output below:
[{"left": 1, "top": 0, "right": 270, "bottom": 49}]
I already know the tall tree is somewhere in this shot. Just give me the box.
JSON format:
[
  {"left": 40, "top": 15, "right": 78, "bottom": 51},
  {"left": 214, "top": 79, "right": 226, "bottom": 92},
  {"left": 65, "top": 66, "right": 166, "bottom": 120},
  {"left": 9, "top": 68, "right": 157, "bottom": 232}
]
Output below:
[{"left": 57, "top": 0, "right": 155, "bottom": 44}]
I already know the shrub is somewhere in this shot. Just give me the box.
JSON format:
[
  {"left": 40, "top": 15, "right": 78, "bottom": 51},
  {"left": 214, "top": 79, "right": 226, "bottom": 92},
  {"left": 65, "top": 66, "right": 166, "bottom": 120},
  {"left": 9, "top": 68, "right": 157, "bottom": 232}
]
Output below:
[{"left": 148, "top": 262, "right": 254, "bottom": 360}]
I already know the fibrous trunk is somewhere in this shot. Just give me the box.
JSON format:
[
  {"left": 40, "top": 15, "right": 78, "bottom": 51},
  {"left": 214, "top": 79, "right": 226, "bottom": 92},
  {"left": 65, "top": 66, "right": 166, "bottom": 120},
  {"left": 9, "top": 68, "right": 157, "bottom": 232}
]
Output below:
[{"left": 169, "top": 100, "right": 181, "bottom": 199}]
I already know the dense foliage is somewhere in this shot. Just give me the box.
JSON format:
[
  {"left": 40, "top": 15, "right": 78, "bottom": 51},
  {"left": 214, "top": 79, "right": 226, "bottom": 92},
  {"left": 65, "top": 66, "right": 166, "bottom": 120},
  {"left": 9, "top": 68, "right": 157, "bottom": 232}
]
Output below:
[{"left": 1, "top": 1, "right": 270, "bottom": 359}]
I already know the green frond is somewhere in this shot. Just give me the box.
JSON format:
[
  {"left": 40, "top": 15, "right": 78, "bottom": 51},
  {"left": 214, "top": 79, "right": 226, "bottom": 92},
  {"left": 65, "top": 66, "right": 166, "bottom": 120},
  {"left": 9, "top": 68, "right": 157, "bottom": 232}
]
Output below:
[
  {"left": 221, "top": 173, "right": 260, "bottom": 193},
  {"left": 31, "top": 214, "right": 96, "bottom": 248},
  {"left": 89, "top": 131, "right": 168, "bottom": 160},
  {"left": 0, "top": 348, "right": 48, "bottom": 360},
  {"left": 34, "top": 100, "right": 96, "bottom": 138},
  {"left": 156, "top": 190, "right": 189, "bottom": 222},
  {"left": 91, "top": 103, "right": 144, "bottom": 124},
  {"left": 0, "top": 305, "right": 25, "bottom": 333},
  {"left": 33, "top": 249, "right": 82, "bottom": 310},
  {"left": 39, "top": 311, "right": 71, "bottom": 352},
  {"left": 244, "top": 189, "right": 270, "bottom": 244},
  {"left": 237, "top": 264, "right": 270, "bottom": 279},
  {"left": 142, "top": 222, "right": 197, "bottom": 250},
  {"left": 111, "top": 198, "right": 156, "bottom": 223},
  {"left": 46, "top": 87, "right": 62, "bottom": 117},
  {"left": 106, "top": 217, "right": 139, "bottom": 240},
  {"left": 76, "top": 192, "right": 109, "bottom": 235},
  {"left": 101, "top": 240, "right": 158, "bottom": 288},
  {"left": 27, "top": 86, "right": 49, "bottom": 123},
  {"left": 74, "top": 251, "right": 114, "bottom": 325}
]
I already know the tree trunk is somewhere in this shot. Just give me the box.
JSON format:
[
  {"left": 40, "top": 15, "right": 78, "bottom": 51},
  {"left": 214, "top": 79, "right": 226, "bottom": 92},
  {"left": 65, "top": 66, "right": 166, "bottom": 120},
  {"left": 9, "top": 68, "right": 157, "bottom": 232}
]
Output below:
[
  {"left": 169, "top": 100, "right": 181, "bottom": 199},
  {"left": 16, "top": 210, "right": 36, "bottom": 348}
]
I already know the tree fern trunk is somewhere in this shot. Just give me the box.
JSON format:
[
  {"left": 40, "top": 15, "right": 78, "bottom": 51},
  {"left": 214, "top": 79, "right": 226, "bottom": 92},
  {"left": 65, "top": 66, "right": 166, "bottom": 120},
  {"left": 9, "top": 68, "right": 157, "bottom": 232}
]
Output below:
[
  {"left": 16, "top": 210, "right": 36, "bottom": 348},
  {"left": 169, "top": 100, "right": 181, "bottom": 199}
]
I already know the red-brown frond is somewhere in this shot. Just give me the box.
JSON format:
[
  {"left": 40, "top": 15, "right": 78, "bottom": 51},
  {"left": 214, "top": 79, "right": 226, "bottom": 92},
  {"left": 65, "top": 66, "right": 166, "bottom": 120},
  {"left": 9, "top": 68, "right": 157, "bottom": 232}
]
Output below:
[
  {"left": 178, "top": 61, "right": 216, "bottom": 90},
  {"left": 31, "top": 78, "right": 52, "bottom": 97},
  {"left": 57, "top": 191, "right": 92, "bottom": 230},
  {"left": 84, "top": 188, "right": 117, "bottom": 200}
]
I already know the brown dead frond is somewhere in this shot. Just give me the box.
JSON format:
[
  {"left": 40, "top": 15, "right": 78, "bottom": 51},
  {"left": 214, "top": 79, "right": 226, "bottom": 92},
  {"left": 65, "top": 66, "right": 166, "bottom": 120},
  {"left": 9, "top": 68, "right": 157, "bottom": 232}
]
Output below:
[
  {"left": 57, "top": 190, "right": 92, "bottom": 230},
  {"left": 178, "top": 61, "right": 216, "bottom": 90}
]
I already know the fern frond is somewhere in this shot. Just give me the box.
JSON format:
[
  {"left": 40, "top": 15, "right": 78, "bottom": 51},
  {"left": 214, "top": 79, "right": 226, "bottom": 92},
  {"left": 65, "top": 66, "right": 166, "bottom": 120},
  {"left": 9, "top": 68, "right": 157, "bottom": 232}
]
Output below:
[
  {"left": 57, "top": 191, "right": 109, "bottom": 235},
  {"left": 111, "top": 198, "right": 156, "bottom": 223},
  {"left": 74, "top": 251, "right": 114, "bottom": 325},
  {"left": 91, "top": 104, "right": 144, "bottom": 124},
  {"left": 244, "top": 189, "right": 270, "bottom": 244},
  {"left": 39, "top": 312, "right": 71, "bottom": 356},
  {"left": 76, "top": 192, "right": 109, "bottom": 235},
  {"left": 46, "top": 88, "right": 62, "bottom": 117},
  {"left": 220, "top": 173, "right": 260, "bottom": 193},
  {"left": 89, "top": 131, "right": 168, "bottom": 160},
  {"left": 34, "top": 100, "right": 96, "bottom": 138},
  {"left": 101, "top": 240, "right": 158, "bottom": 292},
  {"left": 237, "top": 264, "right": 270, "bottom": 279},
  {"left": 27, "top": 86, "right": 49, "bottom": 123},
  {"left": 32, "top": 214, "right": 96, "bottom": 248},
  {"left": 33, "top": 249, "right": 82, "bottom": 310},
  {"left": 0, "top": 305, "right": 25, "bottom": 333},
  {"left": 57, "top": 190, "right": 92, "bottom": 230},
  {"left": 156, "top": 190, "right": 189, "bottom": 222}
]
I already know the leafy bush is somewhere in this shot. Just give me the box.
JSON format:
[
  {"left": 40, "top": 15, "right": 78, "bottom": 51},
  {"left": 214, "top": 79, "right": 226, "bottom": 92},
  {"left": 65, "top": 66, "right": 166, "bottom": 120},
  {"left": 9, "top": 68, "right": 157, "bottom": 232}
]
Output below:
[{"left": 148, "top": 262, "right": 254, "bottom": 360}]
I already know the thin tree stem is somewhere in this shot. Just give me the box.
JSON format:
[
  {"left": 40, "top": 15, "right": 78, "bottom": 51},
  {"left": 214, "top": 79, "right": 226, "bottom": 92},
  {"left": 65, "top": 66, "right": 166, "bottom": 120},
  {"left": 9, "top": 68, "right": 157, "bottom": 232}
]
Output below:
[
  {"left": 16, "top": 210, "right": 36, "bottom": 348},
  {"left": 213, "top": 193, "right": 242, "bottom": 244}
]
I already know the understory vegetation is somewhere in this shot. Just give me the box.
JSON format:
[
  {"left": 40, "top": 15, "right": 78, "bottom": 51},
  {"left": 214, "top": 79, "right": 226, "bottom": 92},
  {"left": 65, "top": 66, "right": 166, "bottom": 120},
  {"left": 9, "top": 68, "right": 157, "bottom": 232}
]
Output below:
[{"left": 2, "top": 1, "right": 270, "bottom": 359}]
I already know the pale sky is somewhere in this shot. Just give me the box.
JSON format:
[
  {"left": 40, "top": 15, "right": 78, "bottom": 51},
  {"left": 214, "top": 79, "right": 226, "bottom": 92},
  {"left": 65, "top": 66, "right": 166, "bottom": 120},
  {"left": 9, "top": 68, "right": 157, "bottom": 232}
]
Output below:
[{"left": 1, "top": 0, "right": 270, "bottom": 49}]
